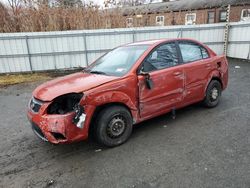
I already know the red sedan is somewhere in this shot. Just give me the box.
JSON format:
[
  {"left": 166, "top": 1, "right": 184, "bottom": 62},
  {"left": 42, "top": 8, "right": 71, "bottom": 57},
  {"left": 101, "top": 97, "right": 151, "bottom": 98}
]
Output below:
[{"left": 27, "top": 38, "right": 228, "bottom": 147}]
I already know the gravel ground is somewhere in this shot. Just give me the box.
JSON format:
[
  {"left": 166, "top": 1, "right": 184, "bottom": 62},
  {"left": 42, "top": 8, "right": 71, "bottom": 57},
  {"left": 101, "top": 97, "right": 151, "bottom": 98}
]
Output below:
[{"left": 0, "top": 58, "right": 249, "bottom": 188}]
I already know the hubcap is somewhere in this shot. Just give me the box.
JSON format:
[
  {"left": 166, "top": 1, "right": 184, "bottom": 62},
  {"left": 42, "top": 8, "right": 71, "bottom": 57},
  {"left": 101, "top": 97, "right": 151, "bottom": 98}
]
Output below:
[
  {"left": 107, "top": 115, "right": 126, "bottom": 138},
  {"left": 211, "top": 87, "right": 219, "bottom": 100}
]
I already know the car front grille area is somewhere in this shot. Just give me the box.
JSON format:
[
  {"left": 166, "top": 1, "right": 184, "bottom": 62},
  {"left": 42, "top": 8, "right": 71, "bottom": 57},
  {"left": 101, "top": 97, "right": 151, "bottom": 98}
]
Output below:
[
  {"left": 51, "top": 132, "right": 66, "bottom": 140},
  {"left": 30, "top": 97, "right": 43, "bottom": 113},
  {"left": 32, "top": 123, "right": 48, "bottom": 142},
  {"left": 31, "top": 122, "right": 67, "bottom": 142}
]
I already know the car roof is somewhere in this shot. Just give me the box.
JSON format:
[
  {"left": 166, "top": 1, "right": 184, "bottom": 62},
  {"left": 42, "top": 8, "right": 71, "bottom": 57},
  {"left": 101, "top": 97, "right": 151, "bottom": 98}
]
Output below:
[
  {"left": 125, "top": 38, "right": 203, "bottom": 47},
  {"left": 125, "top": 39, "right": 164, "bottom": 46}
]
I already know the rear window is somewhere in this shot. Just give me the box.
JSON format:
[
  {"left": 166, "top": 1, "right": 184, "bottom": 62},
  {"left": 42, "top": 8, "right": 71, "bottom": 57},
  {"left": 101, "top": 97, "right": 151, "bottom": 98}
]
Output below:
[{"left": 179, "top": 42, "right": 209, "bottom": 63}]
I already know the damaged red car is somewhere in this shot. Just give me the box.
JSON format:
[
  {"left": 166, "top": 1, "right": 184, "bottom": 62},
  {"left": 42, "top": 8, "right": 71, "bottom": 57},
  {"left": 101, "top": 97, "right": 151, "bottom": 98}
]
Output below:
[{"left": 27, "top": 38, "right": 228, "bottom": 147}]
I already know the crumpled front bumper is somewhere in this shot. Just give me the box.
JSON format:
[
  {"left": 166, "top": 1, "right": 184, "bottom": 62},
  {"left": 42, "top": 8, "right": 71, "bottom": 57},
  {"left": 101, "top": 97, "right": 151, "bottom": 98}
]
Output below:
[{"left": 27, "top": 102, "right": 90, "bottom": 144}]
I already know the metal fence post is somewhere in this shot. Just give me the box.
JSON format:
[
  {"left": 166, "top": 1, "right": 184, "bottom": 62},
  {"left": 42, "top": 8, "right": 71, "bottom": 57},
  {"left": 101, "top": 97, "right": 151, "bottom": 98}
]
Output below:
[
  {"left": 25, "top": 35, "right": 33, "bottom": 72},
  {"left": 248, "top": 44, "right": 250, "bottom": 60},
  {"left": 83, "top": 33, "right": 88, "bottom": 66},
  {"left": 223, "top": 4, "right": 231, "bottom": 56},
  {"left": 132, "top": 30, "right": 136, "bottom": 42},
  {"left": 177, "top": 27, "right": 183, "bottom": 38}
]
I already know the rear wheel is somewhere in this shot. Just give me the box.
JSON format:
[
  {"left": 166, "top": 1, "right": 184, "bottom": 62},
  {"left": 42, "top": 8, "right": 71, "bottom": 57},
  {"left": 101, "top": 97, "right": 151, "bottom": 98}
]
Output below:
[
  {"left": 95, "top": 106, "right": 133, "bottom": 147},
  {"left": 203, "top": 80, "right": 222, "bottom": 108}
]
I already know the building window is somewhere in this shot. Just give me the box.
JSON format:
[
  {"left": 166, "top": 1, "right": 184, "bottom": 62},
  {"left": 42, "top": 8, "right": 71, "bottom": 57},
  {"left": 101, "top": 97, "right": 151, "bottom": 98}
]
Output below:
[
  {"left": 185, "top": 13, "right": 196, "bottom": 25},
  {"left": 241, "top": 9, "right": 250, "bottom": 21},
  {"left": 207, "top": 11, "right": 215, "bottom": 24},
  {"left": 219, "top": 10, "right": 227, "bottom": 22},
  {"left": 155, "top": 16, "right": 165, "bottom": 26},
  {"left": 126, "top": 18, "right": 133, "bottom": 27}
]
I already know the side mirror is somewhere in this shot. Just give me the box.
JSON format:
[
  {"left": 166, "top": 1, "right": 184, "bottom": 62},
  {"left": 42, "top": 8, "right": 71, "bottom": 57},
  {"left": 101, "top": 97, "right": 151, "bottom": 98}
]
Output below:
[{"left": 139, "top": 71, "right": 153, "bottom": 90}]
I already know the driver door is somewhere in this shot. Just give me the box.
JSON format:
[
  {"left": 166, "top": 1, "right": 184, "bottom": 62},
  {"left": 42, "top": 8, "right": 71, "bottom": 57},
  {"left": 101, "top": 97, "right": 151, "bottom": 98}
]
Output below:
[{"left": 138, "top": 42, "right": 184, "bottom": 119}]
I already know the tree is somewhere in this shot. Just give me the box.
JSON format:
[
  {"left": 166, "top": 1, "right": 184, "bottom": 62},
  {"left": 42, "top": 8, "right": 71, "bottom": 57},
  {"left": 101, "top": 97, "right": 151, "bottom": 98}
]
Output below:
[
  {"left": 55, "top": 0, "right": 83, "bottom": 7},
  {"left": 104, "top": 0, "right": 118, "bottom": 8},
  {"left": 7, "top": 0, "right": 22, "bottom": 15},
  {"left": 104, "top": 0, "right": 147, "bottom": 8},
  {"left": 0, "top": 2, "right": 11, "bottom": 32},
  {"left": 119, "top": 0, "right": 146, "bottom": 6},
  {"left": 6, "top": 0, "right": 23, "bottom": 31}
]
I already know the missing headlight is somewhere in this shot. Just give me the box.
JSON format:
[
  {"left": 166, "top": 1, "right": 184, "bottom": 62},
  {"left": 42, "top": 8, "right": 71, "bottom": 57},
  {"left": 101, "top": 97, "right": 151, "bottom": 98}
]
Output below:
[{"left": 47, "top": 93, "right": 83, "bottom": 114}]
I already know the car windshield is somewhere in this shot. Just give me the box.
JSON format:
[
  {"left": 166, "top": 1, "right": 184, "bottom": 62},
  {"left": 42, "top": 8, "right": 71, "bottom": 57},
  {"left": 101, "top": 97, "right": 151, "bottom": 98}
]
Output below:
[{"left": 86, "top": 45, "right": 149, "bottom": 77}]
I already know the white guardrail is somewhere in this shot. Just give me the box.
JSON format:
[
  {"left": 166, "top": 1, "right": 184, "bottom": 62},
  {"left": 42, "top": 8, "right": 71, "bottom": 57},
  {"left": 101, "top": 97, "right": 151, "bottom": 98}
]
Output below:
[{"left": 0, "top": 22, "right": 249, "bottom": 73}]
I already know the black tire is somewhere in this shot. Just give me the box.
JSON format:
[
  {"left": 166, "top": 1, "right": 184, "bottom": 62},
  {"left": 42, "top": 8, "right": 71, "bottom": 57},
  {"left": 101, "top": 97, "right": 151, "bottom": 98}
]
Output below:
[
  {"left": 203, "top": 80, "right": 222, "bottom": 108},
  {"left": 95, "top": 105, "right": 133, "bottom": 147}
]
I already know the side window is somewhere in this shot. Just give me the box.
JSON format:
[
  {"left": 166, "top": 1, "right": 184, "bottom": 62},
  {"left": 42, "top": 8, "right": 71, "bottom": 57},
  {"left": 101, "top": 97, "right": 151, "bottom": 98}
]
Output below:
[
  {"left": 179, "top": 42, "right": 209, "bottom": 63},
  {"left": 200, "top": 47, "right": 209, "bottom": 59},
  {"left": 142, "top": 43, "right": 179, "bottom": 72}
]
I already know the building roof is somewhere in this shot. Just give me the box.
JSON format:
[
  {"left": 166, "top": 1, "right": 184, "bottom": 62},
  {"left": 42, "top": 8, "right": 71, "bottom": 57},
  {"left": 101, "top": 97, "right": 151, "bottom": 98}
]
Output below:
[{"left": 122, "top": 0, "right": 250, "bottom": 15}]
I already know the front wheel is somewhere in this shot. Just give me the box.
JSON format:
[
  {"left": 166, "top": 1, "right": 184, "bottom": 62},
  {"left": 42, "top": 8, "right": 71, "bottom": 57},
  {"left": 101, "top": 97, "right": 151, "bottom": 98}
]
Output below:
[
  {"left": 203, "top": 80, "right": 222, "bottom": 108},
  {"left": 95, "top": 106, "right": 133, "bottom": 147}
]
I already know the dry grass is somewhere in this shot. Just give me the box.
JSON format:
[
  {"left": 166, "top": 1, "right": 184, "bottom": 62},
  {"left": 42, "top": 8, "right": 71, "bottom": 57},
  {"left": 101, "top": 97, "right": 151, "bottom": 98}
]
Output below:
[
  {"left": 0, "top": 73, "right": 51, "bottom": 86},
  {"left": 0, "top": 2, "right": 127, "bottom": 33}
]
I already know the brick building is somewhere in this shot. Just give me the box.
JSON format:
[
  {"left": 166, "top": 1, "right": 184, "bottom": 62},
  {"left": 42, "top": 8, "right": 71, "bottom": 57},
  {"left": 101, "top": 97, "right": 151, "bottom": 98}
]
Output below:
[{"left": 122, "top": 0, "right": 250, "bottom": 27}]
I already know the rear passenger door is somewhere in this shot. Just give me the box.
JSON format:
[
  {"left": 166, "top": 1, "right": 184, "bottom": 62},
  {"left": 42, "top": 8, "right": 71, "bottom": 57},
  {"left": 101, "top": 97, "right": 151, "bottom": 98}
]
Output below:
[{"left": 178, "top": 41, "right": 212, "bottom": 102}]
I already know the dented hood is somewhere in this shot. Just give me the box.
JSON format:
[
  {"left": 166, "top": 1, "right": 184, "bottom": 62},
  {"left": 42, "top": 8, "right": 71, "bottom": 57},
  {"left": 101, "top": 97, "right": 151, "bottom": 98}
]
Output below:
[{"left": 33, "top": 72, "right": 118, "bottom": 101}]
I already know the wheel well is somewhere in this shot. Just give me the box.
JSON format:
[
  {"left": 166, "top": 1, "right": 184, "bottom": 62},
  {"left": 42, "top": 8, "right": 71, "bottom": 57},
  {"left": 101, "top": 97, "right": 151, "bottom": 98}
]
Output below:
[
  {"left": 88, "top": 102, "right": 132, "bottom": 136},
  {"left": 211, "top": 77, "right": 223, "bottom": 88}
]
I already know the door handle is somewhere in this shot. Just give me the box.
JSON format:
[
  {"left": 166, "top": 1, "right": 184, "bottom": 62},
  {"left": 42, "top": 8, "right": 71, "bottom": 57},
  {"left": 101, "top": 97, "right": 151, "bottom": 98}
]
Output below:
[{"left": 173, "top": 71, "right": 181, "bottom": 76}]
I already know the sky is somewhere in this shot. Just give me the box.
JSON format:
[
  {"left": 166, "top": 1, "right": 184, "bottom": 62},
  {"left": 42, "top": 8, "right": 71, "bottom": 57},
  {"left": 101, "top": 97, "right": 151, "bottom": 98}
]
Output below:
[
  {"left": 0, "top": 0, "right": 104, "bottom": 6},
  {"left": 0, "top": 0, "right": 163, "bottom": 7},
  {"left": 87, "top": 0, "right": 104, "bottom": 6},
  {"left": 95, "top": 0, "right": 105, "bottom": 5}
]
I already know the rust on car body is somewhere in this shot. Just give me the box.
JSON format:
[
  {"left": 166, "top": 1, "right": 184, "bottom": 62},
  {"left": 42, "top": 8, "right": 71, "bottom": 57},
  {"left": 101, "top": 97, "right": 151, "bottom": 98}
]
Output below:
[{"left": 27, "top": 38, "right": 228, "bottom": 146}]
